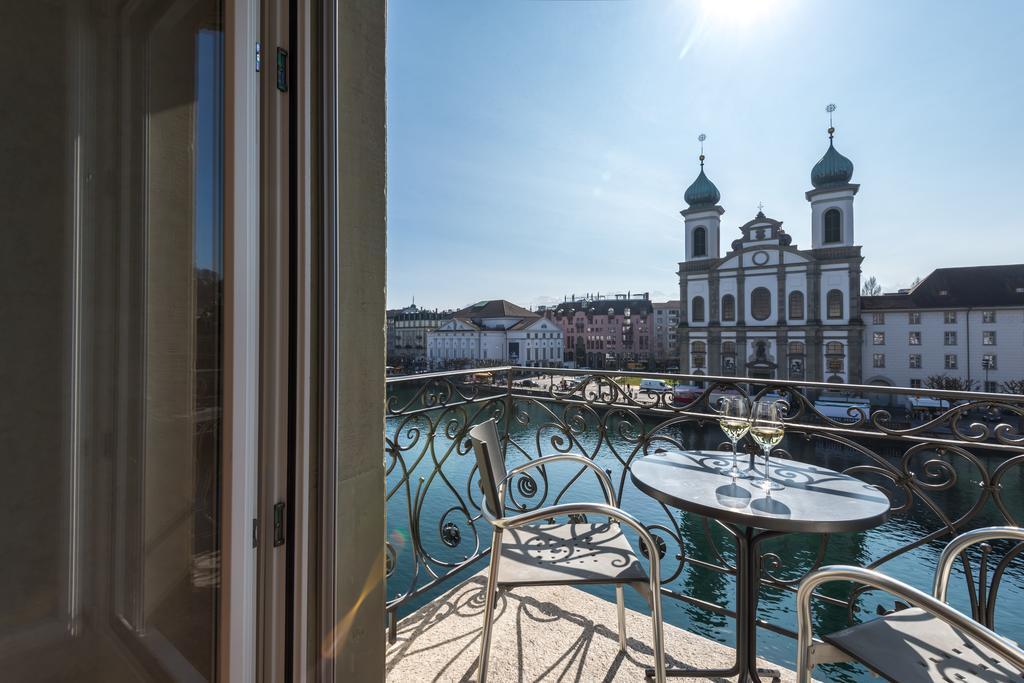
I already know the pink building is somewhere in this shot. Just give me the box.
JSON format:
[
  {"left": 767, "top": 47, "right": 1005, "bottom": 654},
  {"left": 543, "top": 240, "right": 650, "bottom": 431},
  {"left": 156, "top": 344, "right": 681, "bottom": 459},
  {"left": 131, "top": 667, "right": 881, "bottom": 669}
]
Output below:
[{"left": 546, "top": 293, "right": 655, "bottom": 369}]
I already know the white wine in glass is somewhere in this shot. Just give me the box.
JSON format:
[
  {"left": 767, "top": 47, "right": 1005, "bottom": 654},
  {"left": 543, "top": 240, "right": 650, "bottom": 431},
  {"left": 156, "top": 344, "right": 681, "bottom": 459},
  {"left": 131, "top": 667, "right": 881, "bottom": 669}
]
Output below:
[
  {"left": 718, "top": 396, "right": 750, "bottom": 478},
  {"left": 750, "top": 399, "right": 785, "bottom": 493}
]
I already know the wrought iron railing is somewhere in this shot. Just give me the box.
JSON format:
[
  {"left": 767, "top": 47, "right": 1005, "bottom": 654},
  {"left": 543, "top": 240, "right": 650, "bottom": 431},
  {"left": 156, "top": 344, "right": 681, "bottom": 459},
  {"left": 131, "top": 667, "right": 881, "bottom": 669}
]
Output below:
[{"left": 384, "top": 366, "right": 1024, "bottom": 654}]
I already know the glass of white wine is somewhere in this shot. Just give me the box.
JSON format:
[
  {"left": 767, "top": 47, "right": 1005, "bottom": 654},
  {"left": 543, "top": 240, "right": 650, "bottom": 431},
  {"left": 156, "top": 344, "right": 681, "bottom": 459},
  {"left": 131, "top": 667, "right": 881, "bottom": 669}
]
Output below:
[
  {"left": 718, "top": 396, "right": 750, "bottom": 478},
  {"left": 749, "top": 399, "right": 785, "bottom": 494}
]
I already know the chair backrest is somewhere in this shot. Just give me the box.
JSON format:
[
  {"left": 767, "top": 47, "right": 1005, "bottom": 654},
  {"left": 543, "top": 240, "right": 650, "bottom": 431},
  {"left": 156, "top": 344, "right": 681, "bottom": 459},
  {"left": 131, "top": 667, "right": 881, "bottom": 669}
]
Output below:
[
  {"left": 934, "top": 526, "right": 1024, "bottom": 629},
  {"left": 468, "top": 419, "right": 507, "bottom": 520}
]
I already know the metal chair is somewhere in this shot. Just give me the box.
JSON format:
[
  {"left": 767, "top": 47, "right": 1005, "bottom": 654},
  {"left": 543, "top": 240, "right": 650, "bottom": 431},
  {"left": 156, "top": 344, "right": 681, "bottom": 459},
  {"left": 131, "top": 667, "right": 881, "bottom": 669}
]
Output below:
[
  {"left": 796, "top": 526, "right": 1024, "bottom": 682},
  {"left": 468, "top": 418, "right": 667, "bottom": 683}
]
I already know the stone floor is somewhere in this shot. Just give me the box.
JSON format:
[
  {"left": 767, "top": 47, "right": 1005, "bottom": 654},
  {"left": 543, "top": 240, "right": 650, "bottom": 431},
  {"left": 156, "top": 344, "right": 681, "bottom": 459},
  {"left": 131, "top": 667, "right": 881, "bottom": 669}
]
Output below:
[{"left": 386, "top": 572, "right": 798, "bottom": 682}]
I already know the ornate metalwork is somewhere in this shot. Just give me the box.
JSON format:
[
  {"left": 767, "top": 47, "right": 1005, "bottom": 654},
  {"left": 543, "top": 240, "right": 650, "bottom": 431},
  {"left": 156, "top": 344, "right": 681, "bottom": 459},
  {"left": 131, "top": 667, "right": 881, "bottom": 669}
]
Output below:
[{"left": 385, "top": 366, "right": 1024, "bottom": 645}]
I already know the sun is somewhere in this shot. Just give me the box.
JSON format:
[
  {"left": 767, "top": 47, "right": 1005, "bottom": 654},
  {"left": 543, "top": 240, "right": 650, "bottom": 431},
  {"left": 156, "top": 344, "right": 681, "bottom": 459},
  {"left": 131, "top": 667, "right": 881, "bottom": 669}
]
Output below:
[{"left": 699, "top": 0, "right": 784, "bottom": 27}]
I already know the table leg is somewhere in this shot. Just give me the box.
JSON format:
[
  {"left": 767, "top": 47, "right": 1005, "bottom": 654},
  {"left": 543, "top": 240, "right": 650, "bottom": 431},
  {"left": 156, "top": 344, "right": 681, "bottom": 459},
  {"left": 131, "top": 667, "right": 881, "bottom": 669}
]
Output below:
[{"left": 649, "top": 526, "right": 783, "bottom": 682}]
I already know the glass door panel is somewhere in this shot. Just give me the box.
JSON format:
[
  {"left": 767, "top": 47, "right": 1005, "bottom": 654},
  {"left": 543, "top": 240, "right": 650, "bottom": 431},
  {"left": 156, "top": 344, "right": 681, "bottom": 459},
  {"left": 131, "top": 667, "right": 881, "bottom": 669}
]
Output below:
[{"left": 0, "top": 1, "right": 231, "bottom": 680}]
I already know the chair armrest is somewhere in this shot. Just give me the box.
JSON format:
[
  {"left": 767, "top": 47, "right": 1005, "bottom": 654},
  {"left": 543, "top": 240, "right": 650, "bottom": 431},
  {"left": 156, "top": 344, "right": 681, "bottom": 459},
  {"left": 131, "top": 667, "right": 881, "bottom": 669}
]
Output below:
[
  {"left": 493, "top": 501, "right": 662, "bottom": 586},
  {"left": 502, "top": 453, "right": 616, "bottom": 506},
  {"left": 795, "top": 564, "right": 1024, "bottom": 681},
  {"left": 932, "top": 526, "right": 1024, "bottom": 602}
]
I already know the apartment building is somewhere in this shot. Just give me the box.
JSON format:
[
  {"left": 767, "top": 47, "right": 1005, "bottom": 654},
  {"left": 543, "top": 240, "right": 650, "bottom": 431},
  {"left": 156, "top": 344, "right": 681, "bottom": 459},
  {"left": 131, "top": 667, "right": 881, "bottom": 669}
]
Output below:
[
  {"left": 861, "top": 265, "right": 1024, "bottom": 391},
  {"left": 547, "top": 293, "right": 655, "bottom": 369},
  {"left": 652, "top": 301, "right": 681, "bottom": 369}
]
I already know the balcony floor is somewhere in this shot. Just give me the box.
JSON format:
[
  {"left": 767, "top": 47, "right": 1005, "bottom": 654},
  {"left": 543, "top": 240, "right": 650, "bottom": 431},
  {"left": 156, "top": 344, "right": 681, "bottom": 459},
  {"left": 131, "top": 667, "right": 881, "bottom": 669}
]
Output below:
[{"left": 386, "top": 572, "right": 797, "bottom": 682}]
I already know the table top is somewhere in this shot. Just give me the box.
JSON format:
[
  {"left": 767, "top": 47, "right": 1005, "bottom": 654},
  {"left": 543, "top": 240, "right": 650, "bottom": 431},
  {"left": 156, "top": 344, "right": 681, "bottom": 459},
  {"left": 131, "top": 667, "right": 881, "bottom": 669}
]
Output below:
[{"left": 630, "top": 450, "right": 891, "bottom": 534}]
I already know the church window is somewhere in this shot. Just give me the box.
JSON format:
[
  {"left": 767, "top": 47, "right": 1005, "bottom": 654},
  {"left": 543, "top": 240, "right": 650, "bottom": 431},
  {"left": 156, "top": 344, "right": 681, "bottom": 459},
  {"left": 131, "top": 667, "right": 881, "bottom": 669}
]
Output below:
[
  {"left": 692, "top": 341, "right": 707, "bottom": 353},
  {"left": 691, "top": 296, "right": 705, "bottom": 322},
  {"left": 826, "top": 290, "right": 844, "bottom": 319},
  {"left": 722, "top": 341, "right": 736, "bottom": 354},
  {"left": 721, "top": 294, "right": 736, "bottom": 321},
  {"left": 789, "top": 341, "right": 805, "bottom": 355},
  {"left": 825, "top": 341, "right": 844, "bottom": 355},
  {"left": 751, "top": 287, "right": 771, "bottom": 321},
  {"left": 788, "top": 291, "right": 804, "bottom": 320},
  {"left": 823, "top": 208, "right": 842, "bottom": 243},
  {"left": 693, "top": 226, "right": 707, "bottom": 257}
]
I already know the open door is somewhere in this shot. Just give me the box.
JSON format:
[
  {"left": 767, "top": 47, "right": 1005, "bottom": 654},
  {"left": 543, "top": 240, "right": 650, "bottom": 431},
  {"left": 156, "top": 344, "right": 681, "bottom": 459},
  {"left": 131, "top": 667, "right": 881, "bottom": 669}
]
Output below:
[{"left": 0, "top": 1, "right": 259, "bottom": 680}]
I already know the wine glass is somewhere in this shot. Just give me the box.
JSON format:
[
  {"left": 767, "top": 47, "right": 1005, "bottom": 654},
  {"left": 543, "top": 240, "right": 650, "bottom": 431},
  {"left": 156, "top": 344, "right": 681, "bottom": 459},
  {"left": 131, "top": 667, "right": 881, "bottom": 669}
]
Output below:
[
  {"left": 749, "top": 399, "right": 785, "bottom": 494},
  {"left": 717, "top": 396, "right": 750, "bottom": 478}
]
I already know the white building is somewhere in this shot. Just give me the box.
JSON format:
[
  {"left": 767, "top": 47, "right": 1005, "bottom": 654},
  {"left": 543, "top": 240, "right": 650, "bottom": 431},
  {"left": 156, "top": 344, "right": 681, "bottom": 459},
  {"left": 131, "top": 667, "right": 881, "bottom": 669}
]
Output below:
[
  {"left": 427, "top": 299, "right": 564, "bottom": 368},
  {"left": 861, "top": 265, "right": 1024, "bottom": 392},
  {"left": 678, "top": 126, "right": 864, "bottom": 382}
]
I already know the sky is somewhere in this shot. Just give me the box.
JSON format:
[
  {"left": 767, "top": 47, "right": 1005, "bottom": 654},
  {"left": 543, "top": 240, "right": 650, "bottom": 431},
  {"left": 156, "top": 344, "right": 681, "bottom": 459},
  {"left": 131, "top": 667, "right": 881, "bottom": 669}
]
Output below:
[{"left": 386, "top": 0, "right": 1024, "bottom": 311}]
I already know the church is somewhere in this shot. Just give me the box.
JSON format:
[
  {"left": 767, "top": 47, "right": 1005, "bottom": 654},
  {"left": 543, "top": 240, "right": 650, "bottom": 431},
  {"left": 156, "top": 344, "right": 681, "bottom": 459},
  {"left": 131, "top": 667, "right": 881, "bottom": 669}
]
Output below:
[{"left": 677, "top": 124, "right": 864, "bottom": 383}]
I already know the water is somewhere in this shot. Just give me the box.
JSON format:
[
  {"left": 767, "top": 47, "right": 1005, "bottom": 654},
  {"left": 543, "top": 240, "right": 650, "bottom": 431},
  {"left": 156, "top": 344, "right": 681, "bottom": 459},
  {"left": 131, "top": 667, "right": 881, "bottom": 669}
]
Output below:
[{"left": 385, "top": 395, "right": 1024, "bottom": 681}]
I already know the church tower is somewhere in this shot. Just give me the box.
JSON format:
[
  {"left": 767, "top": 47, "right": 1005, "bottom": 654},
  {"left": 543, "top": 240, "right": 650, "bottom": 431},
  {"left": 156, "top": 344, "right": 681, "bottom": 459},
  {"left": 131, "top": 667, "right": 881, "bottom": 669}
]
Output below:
[
  {"left": 807, "top": 104, "right": 859, "bottom": 249},
  {"left": 681, "top": 134, "right": 724, "bottom": 261}
]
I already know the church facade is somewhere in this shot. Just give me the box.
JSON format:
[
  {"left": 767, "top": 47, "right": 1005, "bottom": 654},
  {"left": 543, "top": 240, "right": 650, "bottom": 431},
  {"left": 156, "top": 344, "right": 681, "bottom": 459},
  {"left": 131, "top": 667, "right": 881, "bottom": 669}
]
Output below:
[{"left": 677, "top": 127, "right": 865, "bottom": 383}]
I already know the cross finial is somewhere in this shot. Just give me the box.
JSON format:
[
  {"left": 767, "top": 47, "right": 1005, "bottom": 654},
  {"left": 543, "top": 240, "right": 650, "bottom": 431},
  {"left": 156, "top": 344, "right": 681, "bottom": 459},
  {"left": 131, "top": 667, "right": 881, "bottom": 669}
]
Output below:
[
  {"left": 826, "top": 103, "right": 837, "bottom": 138},
  {"left": 757, "top": 201, "right": 765, "bottom": 212},
  {"left": 697, "top": 133, "right": 706, "bottom": 167}
]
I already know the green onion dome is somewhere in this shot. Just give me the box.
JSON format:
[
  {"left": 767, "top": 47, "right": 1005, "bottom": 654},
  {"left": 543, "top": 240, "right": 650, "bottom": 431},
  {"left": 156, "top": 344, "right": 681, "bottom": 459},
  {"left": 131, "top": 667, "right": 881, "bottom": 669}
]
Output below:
[
  {"left": 811, "top": 130, "right": 854, "bottom": 188},
  {"left": 684, "top": 156, "right": 721, "bottom": 208}
]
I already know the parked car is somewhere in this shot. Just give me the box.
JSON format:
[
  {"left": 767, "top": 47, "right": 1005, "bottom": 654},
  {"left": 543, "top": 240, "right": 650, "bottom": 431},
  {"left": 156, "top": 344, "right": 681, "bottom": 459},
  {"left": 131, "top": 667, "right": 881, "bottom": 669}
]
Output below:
[
  {"left": 672, "top": 384, "right": 702, "bottom": 405},
  {"left": 639, "top": 378, "right": 672, "bottom": 393}
]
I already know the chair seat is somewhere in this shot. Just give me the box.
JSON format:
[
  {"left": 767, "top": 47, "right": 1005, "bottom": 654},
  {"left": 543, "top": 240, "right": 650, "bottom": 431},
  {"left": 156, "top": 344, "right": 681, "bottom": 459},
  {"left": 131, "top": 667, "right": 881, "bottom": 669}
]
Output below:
[
  {"left": 496, "top": 521, "right": 649, "bottom": 587},
  {"left": 824, "top": 607, "right": 1023, "bottom": 682}
]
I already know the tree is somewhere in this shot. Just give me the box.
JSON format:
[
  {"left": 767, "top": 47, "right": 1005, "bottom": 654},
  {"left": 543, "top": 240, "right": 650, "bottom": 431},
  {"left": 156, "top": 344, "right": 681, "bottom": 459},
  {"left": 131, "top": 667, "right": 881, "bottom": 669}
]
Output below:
[
  {"left": 575, "top": 336, "right": 587, "bottom": 366},
  {"left": 1000, "top": 379, "right": 1024, "bottom": 395},
  {"left": 924, "top": 374, "right": 979, "bottom": 392},
  {"left": 861, "top": 275, "right": 881, "bottom": 296}
]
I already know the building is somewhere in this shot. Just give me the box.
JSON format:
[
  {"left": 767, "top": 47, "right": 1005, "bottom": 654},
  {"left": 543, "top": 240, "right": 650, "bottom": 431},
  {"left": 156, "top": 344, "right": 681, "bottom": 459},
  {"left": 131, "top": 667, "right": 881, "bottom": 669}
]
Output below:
[
  {"left": 427, "top": 299, "right": 564, "bottom": 368},
  {"left": 861, "top": 265, "right": 1024, "bottom": 392},
  {"left": 387, "top": 304, "right": 453, "bottom": 370},
  {"left": 652, "top": 301, "right": 681, "bottom": 369},
  {"left": 547, "top": 293, "right": 654, "bottom": 369},
  {"left": 677, "top": 126, "right": 864, "bottom": 382}
]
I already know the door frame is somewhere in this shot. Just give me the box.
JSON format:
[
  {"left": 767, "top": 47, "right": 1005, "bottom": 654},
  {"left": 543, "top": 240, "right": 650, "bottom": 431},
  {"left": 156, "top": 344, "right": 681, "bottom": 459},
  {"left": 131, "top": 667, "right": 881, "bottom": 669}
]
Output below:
[{"left": 221, "top": 0, "right": 261, "bottom": 681}]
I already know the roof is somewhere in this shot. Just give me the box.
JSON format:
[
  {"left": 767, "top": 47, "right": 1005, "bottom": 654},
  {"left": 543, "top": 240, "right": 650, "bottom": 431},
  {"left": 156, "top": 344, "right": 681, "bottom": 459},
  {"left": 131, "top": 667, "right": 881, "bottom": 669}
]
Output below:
[
  {"left": 552, "top": 298, "right": 655, "bottom": 316},
  {"left": 811, "top": 138, "right": 854, "bottom": 188},
  {"left": 683, "top": 165, "right": 721, "bottom": 208},
  {"left": 861, "top": 264, "right": 1024, "bottom": 310},
  {"left": 452, "top": 299, "right": 538, "bottom": 321}
]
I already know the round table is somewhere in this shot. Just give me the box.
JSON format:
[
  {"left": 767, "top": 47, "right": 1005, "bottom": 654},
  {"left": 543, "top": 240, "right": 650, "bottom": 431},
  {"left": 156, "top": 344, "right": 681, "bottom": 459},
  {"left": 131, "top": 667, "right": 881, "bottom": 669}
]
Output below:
[{"left": 630, "top": 449, "right": 891, "bottom": 682}]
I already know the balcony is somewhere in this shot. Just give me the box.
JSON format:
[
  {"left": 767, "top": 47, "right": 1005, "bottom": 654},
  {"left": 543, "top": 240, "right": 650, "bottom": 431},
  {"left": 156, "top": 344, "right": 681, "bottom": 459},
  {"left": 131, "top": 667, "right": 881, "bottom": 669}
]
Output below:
[{"left": 384, "top": 367, "right": 1024, "bottom": 681}]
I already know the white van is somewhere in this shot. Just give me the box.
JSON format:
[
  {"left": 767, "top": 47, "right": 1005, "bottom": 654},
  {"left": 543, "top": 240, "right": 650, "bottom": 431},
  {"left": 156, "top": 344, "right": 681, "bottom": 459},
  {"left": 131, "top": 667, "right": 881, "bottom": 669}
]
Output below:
[{"left": 639, "top": 378, "right": 672, "bottom": 393}]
